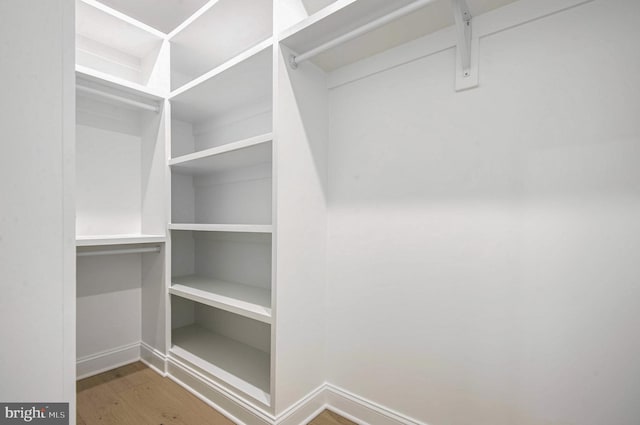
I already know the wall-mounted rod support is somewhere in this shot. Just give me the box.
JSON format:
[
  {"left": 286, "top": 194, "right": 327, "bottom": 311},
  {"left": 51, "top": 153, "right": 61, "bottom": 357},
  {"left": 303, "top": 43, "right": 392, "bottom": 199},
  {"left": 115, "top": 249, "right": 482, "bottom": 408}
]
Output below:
[
  {"left": 77, "top": 246, "right": 161, "bottom": 257},
  {"left": 452, "top": 0, "right": 472, "bottom": 77},
  {"left": 289, "top": 0, "right": 438, "bottom": 68},
  {"left": 76, "top": 85, "right": 160, "bottom": 113}
]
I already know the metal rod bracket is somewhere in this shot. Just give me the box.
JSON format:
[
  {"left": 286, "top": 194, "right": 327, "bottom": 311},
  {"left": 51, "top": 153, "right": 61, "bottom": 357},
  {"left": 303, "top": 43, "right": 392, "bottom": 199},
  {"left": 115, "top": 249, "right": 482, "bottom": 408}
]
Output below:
[{"left": 452, "top": 0, "right": 479, "bottom": 91}]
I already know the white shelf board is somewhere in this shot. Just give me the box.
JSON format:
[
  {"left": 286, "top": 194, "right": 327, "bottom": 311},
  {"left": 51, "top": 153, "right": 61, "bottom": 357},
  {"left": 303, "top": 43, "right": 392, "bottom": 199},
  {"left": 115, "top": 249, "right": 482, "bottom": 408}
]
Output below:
[
  {"left": 76, "top": 234, "right": 166, "bottom": 247},
  {"left": 170, "top": 133, "right": 272, "bottom": 175},
  {"left": 169, "top": 0, "right": 273, "bottom": 86},
  {"left": 77, "top": 0, "right": 165, "bottom": 57},
  {"left": 170, "top": 276, "right": 271, "bottom": 324},
  {"left": 171, "top": 324, "right": 270, "bottom": 405},
  {"left": 170, "top": 41, "right": 273, "bottom": 123},
  {"left": 169, "top": 224, "right": 273, "bottom": 233},
  {"left": 76, "top": 65, "right": 166, "bottom": 100},
  {"left": 279, "top": 0, "right": 413, "bottom": 49},
  {"left": 279, "top": 0, "right": 517, "bottom": 71}
]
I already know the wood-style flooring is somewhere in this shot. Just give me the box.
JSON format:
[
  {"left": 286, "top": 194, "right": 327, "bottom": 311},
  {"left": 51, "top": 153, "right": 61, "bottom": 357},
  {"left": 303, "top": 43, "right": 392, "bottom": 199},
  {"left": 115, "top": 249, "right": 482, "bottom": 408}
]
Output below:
[{"left": 77, "top": 362, "right": 357, "bottom": 425}]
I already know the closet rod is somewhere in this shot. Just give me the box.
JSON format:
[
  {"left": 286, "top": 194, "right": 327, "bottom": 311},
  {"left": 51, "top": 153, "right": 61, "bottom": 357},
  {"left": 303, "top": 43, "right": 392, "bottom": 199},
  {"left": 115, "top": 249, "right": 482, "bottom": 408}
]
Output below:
[
  {"left": 76, "top": 85, "right": 160, "bottom": 113},
  {"left": 289, "top": 0, "right": 438, "bottom": 68},
  {"left": 77, "top": 247, "right": 161, "bottom": 257}
]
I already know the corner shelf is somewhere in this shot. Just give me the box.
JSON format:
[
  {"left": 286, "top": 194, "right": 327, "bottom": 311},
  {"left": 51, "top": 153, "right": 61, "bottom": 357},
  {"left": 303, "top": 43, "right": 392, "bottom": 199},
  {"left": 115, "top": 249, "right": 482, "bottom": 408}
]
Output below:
[
  {"left": 169, "top": 224, "right": 273, "bottom": 233},
  {"left": 170, "top": 41, "right": 273, "bottom": 124},
  {"left": 76, "top": 234, "right": 166, "bottom": 247},
  {"left": 168, "top": 0, "right": 273, "bottom": 89},
  {"left": 170, "top": 133, "right": 272, "bottom": 175},
  {"left": 170, "top": 276, "right": 271, "bottom": 324},
  {"left": 171, "top": 324, "right": 271, "bottom": 406},
  {"left": 76, "top": 0, "right": 167, "bottom": 90}
]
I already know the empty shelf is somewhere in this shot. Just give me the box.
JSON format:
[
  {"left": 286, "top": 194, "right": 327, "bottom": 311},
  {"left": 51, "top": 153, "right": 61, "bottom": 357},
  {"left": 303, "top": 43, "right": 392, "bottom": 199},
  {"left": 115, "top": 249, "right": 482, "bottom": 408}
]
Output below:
[
  {"left": 170, "top": 133, "right": 272, "bottom": 175},
  {"left": 76, "top": 234, "right": 166, "bottom": 246},
  {"left": 171, "top": 324, "right": 270, "bottom": 405},
  {"left": 170, "top": 276, "right": 271, "bottom": 323},
  {"left": 169, "top": 224, "right": 273, "bottom": 233},
  {"left": 170, "top": 41, "right": 273, "bottom": 123}
]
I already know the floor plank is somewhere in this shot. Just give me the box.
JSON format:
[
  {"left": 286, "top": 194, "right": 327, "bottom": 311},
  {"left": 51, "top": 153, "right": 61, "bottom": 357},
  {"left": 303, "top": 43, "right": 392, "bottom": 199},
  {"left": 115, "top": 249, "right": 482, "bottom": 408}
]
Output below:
[
  {"left": 77, "top": 362, "right": 234, "bottom": 425},
  {"left": 309, "top": 410, "right": 358, "bottom": 425},
  {"left": 77, "top": 363, "right": 356, "bottom": 425}
]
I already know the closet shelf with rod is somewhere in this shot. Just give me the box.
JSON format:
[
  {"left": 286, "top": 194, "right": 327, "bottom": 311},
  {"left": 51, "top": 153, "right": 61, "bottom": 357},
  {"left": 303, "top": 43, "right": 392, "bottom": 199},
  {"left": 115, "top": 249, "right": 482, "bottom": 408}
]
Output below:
[{"left": 76, "top": 246, "right": 162, "bottom": 257}]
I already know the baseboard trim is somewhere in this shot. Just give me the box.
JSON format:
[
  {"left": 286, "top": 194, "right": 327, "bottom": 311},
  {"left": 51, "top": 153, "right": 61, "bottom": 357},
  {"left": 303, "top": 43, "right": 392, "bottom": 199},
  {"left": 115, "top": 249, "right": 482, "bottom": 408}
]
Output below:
[
  {"left": 274, "top": 385, "right": 326, "bottom": 425},
  {"left": 77, "top": 346, "right": 426, "bottom": 425},
  {"left": 167, "top": 356, "right": 274, "bottom": 425},
  {"left": 76, "top": 342, "right": 141, "bottom": 380},
  {"left": 140, "top": 341, "right": 167, "bottom": 377},
  {"left": 325, "top": 384, "right": 427, "bottom": 425}
]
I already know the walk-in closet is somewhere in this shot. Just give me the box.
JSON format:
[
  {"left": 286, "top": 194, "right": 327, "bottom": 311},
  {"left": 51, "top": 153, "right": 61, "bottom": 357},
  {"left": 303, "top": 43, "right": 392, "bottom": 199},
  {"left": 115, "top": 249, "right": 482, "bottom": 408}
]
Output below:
[{"left": 2, "top": 0, "right": 640, "bottom": 424}]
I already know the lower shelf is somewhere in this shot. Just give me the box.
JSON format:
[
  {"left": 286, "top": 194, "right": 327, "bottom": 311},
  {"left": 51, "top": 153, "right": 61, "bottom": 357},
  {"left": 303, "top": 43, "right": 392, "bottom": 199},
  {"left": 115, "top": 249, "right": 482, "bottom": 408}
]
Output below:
[{"left": 171, "top": 324, "right": 270, "bottom": 405}]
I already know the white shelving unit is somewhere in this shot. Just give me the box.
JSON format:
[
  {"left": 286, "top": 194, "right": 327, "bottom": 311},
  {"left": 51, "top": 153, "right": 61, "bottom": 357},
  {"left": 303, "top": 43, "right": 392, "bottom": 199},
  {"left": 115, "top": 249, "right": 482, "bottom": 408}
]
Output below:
[
  {"left": 75, "top": 2, "right": 169, "bottom": 379},
  {"left": 163, "top": 0, "right": 276, "bottom": 408},
  {"left": 169, "top": 0, "right": 274, "bottom": 89}
]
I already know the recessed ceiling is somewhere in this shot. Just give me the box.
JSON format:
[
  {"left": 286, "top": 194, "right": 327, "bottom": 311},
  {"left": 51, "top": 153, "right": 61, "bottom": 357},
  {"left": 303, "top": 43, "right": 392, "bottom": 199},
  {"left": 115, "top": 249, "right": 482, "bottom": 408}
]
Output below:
[{"left": 98, "top": 0, "right": 210, "bottom": 33}]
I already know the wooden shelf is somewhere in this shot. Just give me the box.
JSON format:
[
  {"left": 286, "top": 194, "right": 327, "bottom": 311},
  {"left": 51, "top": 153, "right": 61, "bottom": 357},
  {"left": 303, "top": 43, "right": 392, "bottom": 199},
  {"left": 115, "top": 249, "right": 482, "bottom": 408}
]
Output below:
[
  {"left": 169, "top": 224, "right": 273, "bottom": 233},
  {"left": 171, "top": 324, "right": 271, "bottom": 405},
  {"left": 170, "top": 133, "right": 272, "bottom": 175},
  {"left": 170, "top": 41, "right": 273, "bottom": 123},
  {"left": 170, "top": 276, "right": 271, "bottom": 324},
  {"left": 169, "top": 0, "right": 273, "bottom": 89},
  {"left": 76, "top": 234, "right": 166, "bottom": 247}
]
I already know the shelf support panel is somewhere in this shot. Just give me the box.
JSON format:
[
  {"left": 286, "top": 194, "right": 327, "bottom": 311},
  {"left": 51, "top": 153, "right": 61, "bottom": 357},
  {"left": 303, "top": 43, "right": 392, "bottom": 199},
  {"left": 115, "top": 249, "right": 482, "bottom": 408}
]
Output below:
[{"left": 452, "top": 0, "right": 478, "bottom": 91}]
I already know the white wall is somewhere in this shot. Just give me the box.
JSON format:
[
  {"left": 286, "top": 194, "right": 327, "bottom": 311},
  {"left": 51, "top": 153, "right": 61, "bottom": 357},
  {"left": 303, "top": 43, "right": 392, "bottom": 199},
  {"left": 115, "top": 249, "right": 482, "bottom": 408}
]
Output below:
[
  {"left": 0, "top": 0, "right": 75, "bottom": 412},
  {"left": 326, "top": 0, "right": 640, "bottom": 424}
]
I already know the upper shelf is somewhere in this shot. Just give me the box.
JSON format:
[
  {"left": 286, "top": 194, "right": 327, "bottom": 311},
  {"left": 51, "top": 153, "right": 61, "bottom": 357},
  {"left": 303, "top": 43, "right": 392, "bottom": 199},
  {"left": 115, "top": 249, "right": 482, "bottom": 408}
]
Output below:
[
  {"left": 170, "top": 133, "right": 272, "bottom": 175},
  {"left": 76, "top": 66, "right": 163, "bottom": 115},
  {"left": 279, "top": 0, "right": 517, "bottom": 71},
  {"left": 169, "top": 0, "right": 274, "bottom": 90},
  {"left": 76, "top": 0, "right": 168, "bottom": 92},
  {"left": 76, "top": 234, "right": 166, "bottom": 247},
  {"left": 170, "top": 42, "right": 273, "bottom": 124}
]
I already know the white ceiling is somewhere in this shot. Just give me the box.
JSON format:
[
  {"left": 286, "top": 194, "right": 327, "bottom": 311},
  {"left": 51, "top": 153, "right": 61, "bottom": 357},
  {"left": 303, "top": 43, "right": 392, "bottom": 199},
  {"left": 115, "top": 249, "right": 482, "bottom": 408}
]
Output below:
[{"left": 98, "top": 0, "right": 210, "bottom": 33}]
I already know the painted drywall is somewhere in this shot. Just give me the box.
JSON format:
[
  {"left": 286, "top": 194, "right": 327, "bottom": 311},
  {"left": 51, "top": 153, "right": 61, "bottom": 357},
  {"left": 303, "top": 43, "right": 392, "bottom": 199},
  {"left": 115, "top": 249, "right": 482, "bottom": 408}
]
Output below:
[
  {"left": 0, "top": 0, "right": 75, "bottom": 410},
  {"left": 325, "top": 0, "right": 640, "bottom": 424}
]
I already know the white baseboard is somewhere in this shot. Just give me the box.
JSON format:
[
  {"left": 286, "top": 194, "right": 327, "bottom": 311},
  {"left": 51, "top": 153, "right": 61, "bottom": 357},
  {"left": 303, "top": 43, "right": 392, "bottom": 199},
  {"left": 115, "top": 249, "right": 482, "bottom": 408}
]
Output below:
[
  {"left": 76, "top": 342, "right": 141, "bottom": 380},
  {"left": 325, "top": 385, "right": 427, "bottom": 425},
  {"left": 77, "top": 345, "right": 425, "bottom": 425},
  {"left": 140, "top": 341, "right": 167, "bottom": 377},
  {"left": 78, "top": 348, "right": 421, "bottom": 425},
  {"left": 167, "top": 356, "right": 274, "bottom": 425},
  {"left": 275, "top": 385, "right": 326, "bottom": 425}
]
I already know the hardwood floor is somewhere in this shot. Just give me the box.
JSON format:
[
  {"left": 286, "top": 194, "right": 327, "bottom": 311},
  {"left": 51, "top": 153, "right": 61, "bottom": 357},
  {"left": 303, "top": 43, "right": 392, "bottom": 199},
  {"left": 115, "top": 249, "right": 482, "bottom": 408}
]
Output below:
[
  {"left": 308, "top": 410, "right": 358, "bottom": 425},
  {"left": 77, "top": 362, "right": 357, "bottom": 425}
]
